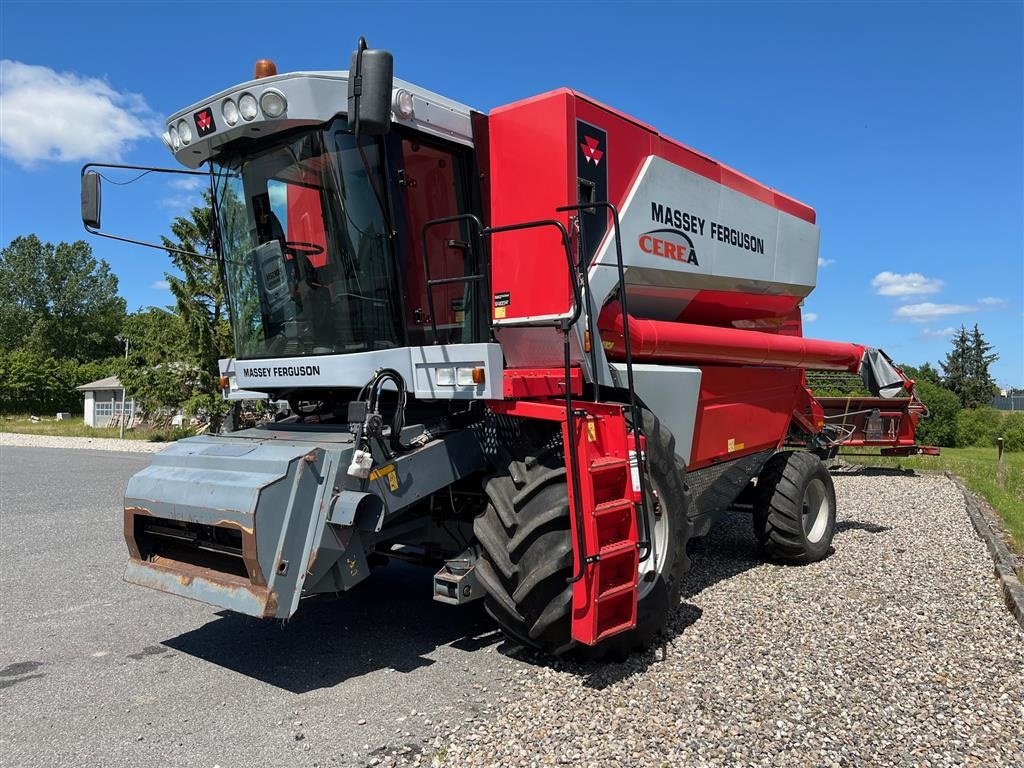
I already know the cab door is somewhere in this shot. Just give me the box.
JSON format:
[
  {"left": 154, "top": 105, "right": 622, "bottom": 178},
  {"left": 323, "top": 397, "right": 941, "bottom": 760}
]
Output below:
[{"left": 393, "top": 134, "right": 483, "bottom": 346}]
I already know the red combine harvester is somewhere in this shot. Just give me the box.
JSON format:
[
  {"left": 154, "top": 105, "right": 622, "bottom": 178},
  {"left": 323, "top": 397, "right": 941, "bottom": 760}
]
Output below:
[{"left": 81, "top": 41, "right": 933, "bottom": 657}]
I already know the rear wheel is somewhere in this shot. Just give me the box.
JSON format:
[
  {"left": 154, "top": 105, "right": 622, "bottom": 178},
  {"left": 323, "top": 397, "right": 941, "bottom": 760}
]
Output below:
[
  {"left": 753, "top": 450, "right": 836, "bottom": 564},
  {"left": 473, "top": 413, "right": 691, "bottom": 658}
]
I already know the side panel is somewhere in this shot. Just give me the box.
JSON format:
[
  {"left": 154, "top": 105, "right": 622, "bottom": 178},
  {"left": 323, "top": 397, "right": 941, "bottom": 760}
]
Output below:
[
  {"left": 609, "top": 363, "right": 701, "bottom": 466},
  {"left": 232, "top": 343, "right": 504, "bottom": 400},
  {"left": 689, "top": 366, "right": 803, "bottom": 470},
  {"left": 487, "top": 91, "right": 575, "bottom": 321}
]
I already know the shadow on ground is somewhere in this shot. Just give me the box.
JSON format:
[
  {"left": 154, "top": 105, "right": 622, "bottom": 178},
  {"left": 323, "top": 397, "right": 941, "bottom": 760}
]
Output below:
[
  {"left": 830, "top": 464, "right": 919, "bottom": 478},
  {"left": 163, "top": 470, "right": 896, "bottom": 693},
  {"left": 161, "top": 561, "right": 502, "bottom": 693}
]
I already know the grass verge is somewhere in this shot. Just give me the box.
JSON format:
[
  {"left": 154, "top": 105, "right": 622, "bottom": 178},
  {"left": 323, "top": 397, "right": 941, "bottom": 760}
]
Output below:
[
  {"left": 844, "top": 447, "right": 1023, "bottom": 553},
  {"left": 1, "top": 416, "right": 168, "bottom": 441}
]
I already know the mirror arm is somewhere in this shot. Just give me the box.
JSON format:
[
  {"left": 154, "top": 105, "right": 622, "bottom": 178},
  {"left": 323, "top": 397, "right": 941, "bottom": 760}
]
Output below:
[
  {"left": 80, "top": 162, "right": 217, "bottom": 263},
  {"left": 82, "top": 225, "right": 218, "bottom": 263}
]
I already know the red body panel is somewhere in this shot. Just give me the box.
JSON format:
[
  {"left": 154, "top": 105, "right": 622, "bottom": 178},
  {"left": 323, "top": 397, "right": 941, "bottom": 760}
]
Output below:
[
  {"left": 689, "top": 367, "right": 805, "bottom": 470},
  {"left": 487, "top": 90, "right": 816, "bottom": 324}
]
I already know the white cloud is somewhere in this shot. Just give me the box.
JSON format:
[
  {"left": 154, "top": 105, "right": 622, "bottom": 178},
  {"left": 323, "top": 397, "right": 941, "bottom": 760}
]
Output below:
[
  {"left": 168, "top": 176, "right": 203, "bottom": 191},
  {"left": 978, "top": 296, "right": 1006, "bottom": 307},
  {"left": 922, "top": 327, "right": 956, "bottom": 337},
  {"left": 151, "top": 279, "right": 170, "bottom": 290},
  {"left": 817, "top": 258, "right": 835, "bottom": 268},
  {"left": 871, "top": 271, "right": 944, "bottom": 297},
  {"left": 894, "top": 302, "right": 972, "bottom": 322},
  {"left": 0, "top": 60, "right": 159, "bottom": 168},
  {"left": 803, "top": 312, "right": 819, "bottom": 323}
]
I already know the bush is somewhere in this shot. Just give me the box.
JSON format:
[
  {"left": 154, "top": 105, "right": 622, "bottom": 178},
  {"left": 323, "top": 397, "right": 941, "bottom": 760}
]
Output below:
[
  {"left": 1002, "top": 412, "right": 1024, "bottom": 452},
  {"left": 955, "top": 407, "right": 1004, "bottom": 448},
  {"left": 914, "top": 379, "right": 961, "bottom": 447}
]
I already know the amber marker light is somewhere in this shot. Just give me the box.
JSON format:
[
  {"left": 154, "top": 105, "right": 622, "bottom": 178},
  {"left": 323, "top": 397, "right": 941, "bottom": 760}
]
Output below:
[{"left": 254, "top": 59, "right": 278, "bottom": 79}]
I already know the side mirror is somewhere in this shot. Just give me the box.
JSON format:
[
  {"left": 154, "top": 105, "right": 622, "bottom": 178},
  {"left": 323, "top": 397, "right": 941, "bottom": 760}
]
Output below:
[
  {"left": 347, "top": 37, "right": 393, "bottom": 137},
  {"left": 81, "top": 171, "right": 101, "bottom": 229}
]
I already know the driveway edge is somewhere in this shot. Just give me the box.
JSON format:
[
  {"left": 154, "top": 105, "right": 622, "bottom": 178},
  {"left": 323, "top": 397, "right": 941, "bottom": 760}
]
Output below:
[{"left": 947, "top": 471, "right": 1024, "bottom": 630}]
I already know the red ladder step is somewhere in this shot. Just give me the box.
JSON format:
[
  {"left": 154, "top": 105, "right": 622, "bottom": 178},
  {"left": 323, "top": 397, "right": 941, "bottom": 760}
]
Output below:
[{"left": 567, "top": 409, "right": 641, "bottom": 646}]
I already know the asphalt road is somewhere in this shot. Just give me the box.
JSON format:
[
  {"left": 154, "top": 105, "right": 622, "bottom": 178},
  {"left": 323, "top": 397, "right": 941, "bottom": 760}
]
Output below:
[{"left": 0, "top": 447, "right": 514, "bottom": 768}]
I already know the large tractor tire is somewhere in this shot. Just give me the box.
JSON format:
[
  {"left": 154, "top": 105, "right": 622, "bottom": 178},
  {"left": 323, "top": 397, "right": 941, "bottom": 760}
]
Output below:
[
  {"left": 473, "top": 412, "right": 691, "bottom": 658},
  {"left": 753, "top": 450, "right": 836, "bottom": 564}
]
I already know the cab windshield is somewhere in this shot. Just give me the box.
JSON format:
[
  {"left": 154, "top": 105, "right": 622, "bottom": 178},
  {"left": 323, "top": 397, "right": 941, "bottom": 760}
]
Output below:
[{"left": 214, "top": 118, "right": 402, "bottom": 358}]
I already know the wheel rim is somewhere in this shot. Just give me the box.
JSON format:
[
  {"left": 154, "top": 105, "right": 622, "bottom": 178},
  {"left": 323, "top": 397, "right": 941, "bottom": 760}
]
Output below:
[
  {"left": 802, "top": 478, "right": 830, "bottom": 543},
  {"left": 637, "top": 484, "right": 670, "bottom": 600}
]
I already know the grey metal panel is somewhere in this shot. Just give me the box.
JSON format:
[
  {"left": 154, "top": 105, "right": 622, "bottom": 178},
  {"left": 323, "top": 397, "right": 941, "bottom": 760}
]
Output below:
[
  {"left": 583, "top": 157, "right": 820, "bottom": 388},
  {"left": 166, "top": 72, "right": 476, "bottom": 168},
  {"left": 409, "top": 343, "right": 504, "bottom": 399},
  {"left": 610, "top": 363, "right": 701, "bottom": 465},
  {"left": 233, "top": 342, "right": 504, "bottom": 400}
]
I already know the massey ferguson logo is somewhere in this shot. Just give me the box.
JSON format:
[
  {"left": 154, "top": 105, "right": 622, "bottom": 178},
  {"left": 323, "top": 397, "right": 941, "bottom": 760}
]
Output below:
[
  {"left": 580, "top": 135, "right": 604, "bottom": 165},
  {"left": 639, "top": 228, "right": 699, "bottom": 266},
  {"left": 194, "top": 108, "right": 216, "bottom": 137}
]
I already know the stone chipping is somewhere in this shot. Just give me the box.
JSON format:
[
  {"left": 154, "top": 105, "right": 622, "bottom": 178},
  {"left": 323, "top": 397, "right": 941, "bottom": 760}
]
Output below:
[{"left": 409, "top": 469, "right": 1024, "bottom": 768}]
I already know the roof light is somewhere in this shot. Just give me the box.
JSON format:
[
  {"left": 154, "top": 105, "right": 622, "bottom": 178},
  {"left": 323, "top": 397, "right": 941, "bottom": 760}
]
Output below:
[
  {"left": 238, "top": 92, "right": 258, "bottom": 121},
  {"left": 259, "top": 89, "right": 287, "bottom": 118},
  {"left": 169, "top": 125, "right": 181, "bottom": 150},
  {"left": 177, "top": 119, "right": 192, "bottom": 145},
  {"left": 253, "top": 59, "right": 277, "bottom": 79},
  {"left": 393, "top": 89, "right": 414, "bottom": 119},
  {"left": 222, "top": 98, "right": 239, "bottom": 126}
]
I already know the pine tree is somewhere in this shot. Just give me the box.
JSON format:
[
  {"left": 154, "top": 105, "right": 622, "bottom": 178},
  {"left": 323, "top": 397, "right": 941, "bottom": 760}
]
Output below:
[
  {"left": 940, "top": 324, "right": 999, "bottom": 408},
  {"left": 964, "top": 324, "right": 999, "bottom": 408},
  {"left": 940, "top": 326, "right": 971, "bottom": 404}
]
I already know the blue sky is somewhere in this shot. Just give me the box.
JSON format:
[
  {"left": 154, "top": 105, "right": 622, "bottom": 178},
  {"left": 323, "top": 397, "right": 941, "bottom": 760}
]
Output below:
[{"left": 1, "top": 1, "right": 1021, "bottom": 385}]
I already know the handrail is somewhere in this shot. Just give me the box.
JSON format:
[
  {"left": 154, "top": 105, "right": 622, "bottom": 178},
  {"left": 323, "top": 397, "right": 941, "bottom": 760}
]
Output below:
[
  {"left": 420, "top": 213, "right": 487, "bottom": 344},
  {"left": 557, "top": 201, "right": 653, "bottom": 564}
]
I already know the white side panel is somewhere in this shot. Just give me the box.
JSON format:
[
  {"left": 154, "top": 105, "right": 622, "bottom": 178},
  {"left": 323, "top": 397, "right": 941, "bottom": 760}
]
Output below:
[
  {"left": 612, "top": 363, "right": 702, "bottom": 466},
  {"left": 233, "top": 343, "right": 504, "bottom": 400}
]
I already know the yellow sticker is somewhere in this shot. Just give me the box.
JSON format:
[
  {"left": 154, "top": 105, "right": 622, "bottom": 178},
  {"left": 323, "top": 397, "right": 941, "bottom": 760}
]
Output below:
[
  {"left": 369, "top": 463, "right": 395, "bottom": 481},
  {"left": 494, "top": 306, "right": 506, "bottom": 319},
  {"left": 387, "top": 470, "right": 399, "bottom": 491},
  {"left": 727, "top": 438, "right": 745, "bottom": 452},
  {"left": 586, "top": 420, "right": 597, "bottom": 442},
  {"left": 602, "top": 340, "right": 615, "bottom": 350}
]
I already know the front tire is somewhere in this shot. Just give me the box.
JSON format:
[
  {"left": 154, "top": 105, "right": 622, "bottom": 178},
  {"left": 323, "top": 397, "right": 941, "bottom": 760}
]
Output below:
[
  {"left": 473, "top": 413, "right": 691, "bottom": 658},
  {"left": 753, "top": 450, "right": 836, "bottom": 564}
]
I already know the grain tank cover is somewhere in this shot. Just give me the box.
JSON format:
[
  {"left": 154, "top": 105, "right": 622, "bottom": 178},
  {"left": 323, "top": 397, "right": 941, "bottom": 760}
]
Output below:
[{"left": 596, "top": 155, "right": 820, "bottom": 300}]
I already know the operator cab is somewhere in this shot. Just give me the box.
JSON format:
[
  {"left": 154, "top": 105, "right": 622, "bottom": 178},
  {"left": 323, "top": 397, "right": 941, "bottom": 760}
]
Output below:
[{"left": 205, "top": 78, "right": 485, "bottom": 356}]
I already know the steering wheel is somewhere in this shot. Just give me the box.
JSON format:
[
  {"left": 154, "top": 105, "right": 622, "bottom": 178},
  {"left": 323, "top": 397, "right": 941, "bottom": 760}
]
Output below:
[{"left": 282, "top": 241, "right": 324, "bottom": 258}]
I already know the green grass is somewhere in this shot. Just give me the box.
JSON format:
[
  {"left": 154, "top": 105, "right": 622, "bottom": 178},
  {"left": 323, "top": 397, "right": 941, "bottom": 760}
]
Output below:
[
  {"left": 844, "top": 446, "right": 1023, "bottom": 553},
  {"left": 1, "top": 415, "right": 161, "bottom": 441}
]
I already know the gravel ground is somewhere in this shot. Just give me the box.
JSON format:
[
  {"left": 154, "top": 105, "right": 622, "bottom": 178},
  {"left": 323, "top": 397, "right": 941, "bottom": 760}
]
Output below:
[
  {"left": 418, "top": 468, "right": 1024, "bottom": 768},
  {"left": 0, "top": 431, "right": 167, "bottom": 453}
]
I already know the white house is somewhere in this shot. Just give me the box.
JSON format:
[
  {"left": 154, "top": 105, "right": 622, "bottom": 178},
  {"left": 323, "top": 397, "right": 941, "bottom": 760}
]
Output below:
[{"left": 77, "top": 376, "right": 134, "bottom": 427}]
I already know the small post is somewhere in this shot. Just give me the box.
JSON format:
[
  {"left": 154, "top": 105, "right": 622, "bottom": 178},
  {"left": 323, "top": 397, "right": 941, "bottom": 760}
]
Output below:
[{"left": 996, "top": 437, "right": 1005, "bottom": 490}]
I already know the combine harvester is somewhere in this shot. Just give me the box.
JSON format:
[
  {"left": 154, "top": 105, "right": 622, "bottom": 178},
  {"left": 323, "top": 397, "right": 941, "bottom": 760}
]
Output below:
[{"left": 81, "top": 40, "right": 933, "bottom": 656}]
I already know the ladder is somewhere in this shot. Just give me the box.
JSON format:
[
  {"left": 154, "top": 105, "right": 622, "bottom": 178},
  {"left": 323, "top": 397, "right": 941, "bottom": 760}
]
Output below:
[{"left": 424, "top": 202, "right": 648, "bottom": 646}]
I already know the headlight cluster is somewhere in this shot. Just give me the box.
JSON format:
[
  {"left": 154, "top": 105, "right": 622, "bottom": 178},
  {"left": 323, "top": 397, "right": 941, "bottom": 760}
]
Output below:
[
  {"left": 227, "top": 89, "right": 286, "bottom": 125},
  {"left": 173, "top": 119, "right": 192, "bottom": 148},
  {"left": 168, "top": 88, "right": 289, "bottom": 150}
]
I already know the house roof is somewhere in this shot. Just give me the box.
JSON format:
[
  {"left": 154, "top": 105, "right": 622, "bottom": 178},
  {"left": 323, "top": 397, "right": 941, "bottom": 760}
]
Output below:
[{"left": 76, "top": 376, "right": 123, "bottom": 391}]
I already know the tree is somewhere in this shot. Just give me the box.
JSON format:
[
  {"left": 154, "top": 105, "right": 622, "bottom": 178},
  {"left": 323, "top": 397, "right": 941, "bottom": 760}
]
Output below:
[
  {"left": 900, "top": 361, "right": 942, "bottom": 387},
  {"left": 116, "top": 307, "right": 194, "bottom": 417},
  {"left": 940, "top": 324, "right": 999, "bottom": 409},
  {"left": 0, "top": 235, "right": 127, "bottom": 360},
  {"left": 117, "top": 197, "right": 231, "bottom": 425},
  {"left": 912, "top": 378, "right": 960, "bottom": 447}
]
